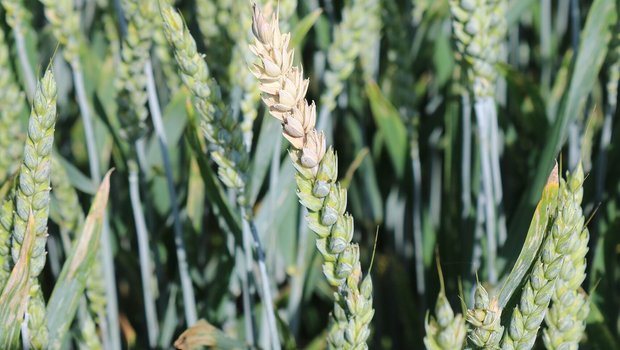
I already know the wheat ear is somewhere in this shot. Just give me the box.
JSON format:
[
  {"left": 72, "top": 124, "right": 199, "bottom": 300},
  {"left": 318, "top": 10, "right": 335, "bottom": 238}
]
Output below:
[
  {"left": 116, "top": 0, "right": 158, "bottom": 142},
  {"left": 543, "top": 164, "right": 589, "bottom": 350},
  {"left": 317, "top": 0, "right": 380, "bottom": 131},
  {"left": 321, "top": 0, "right": 380, "bottom": 112},
  {"left": 249, "top": 4, "right": 374, "bottom": 348},
  {"left": 161, "top": 5, "right": 249, "bottom": 193},
  {"left": 449, "top": 0, "right": 505, "bottom": 99},
  {"left": 424, "top": 263, "right": 467, "bottom": 350},
  {"left": 500, "top": 163, "right": 589, "bottom": 350},
  {"left": 1, "top": 0, "right": 36, "bottom": 99},
  {"left": 8, "top": 68, "right": 57, "bottom": 349},
  {"left": 467, "top": 282, "right": 504, "bottom": 349},
  {"left": 0, "top": 26, "right": 25, "bottom": 187}
]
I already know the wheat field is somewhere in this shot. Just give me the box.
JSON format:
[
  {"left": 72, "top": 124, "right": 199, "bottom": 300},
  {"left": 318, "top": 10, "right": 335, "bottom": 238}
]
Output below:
[{"left": 0, "top": 0, "right": 619, "bottom": 349}]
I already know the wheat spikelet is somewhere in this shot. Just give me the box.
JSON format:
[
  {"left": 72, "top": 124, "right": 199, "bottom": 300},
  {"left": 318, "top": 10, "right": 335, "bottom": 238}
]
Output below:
[
  {"left": 424, "top": 265, "right": 467, "bottom": 350},
  {"left": 467, "top": 283, "right": 504, "bottom": 349},
  {"left": 0, "top": 26, "right": 25, "bottom": 187},
  {"left": 249, "top": 4, "right": 373, "bottom": 347},
  {"left": 0, "top": 189, "right": 16, "bottom": 291},
  {"left": 543, "top": 164, "right": 589, "bottom": 350},
  {"left": 9, "top": 68, "right": 57, "bottom": 349}
]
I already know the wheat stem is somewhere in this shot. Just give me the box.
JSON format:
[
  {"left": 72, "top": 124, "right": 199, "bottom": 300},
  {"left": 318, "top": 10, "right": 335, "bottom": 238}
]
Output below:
[
  {"left": 247, "top": 211, "right": 281, "bottom": 350},
  {"left": 128, "top": 161, "right": 159, "bottom": 346},
  {"left": 461, "top": 93, "right": 472, "bottom": 218},
  {"left": 411, "top": 135, "right": 426, "bottom": 298},
  {"left": 239, "top": 232, "right": 257, "bottom": 347},
  {"left": 145, "top": 58, "right": 198, "bottom": 326},
  {"left": 475, "top": 98, "right": 498, "bottom": 284}
]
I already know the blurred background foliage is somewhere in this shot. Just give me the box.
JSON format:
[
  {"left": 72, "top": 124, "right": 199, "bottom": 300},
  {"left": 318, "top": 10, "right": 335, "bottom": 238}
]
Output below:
[{"left": 1, "top": 0, "right": 620, "bottom": 348}]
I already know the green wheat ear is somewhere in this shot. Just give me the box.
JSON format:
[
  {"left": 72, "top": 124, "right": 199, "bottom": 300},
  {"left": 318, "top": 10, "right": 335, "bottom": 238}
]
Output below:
[
  {"left": 424, "top": 261, "right": 467, "bottom": 350},
  {"left": 543, "top": 164, "right": 589, "bottom": 350},
  {"left": 161, "top": 4, "right": 249, "bottom": 193},
  {"left": 8, "top": 67, "right": 57, "bottom": 349},
  {"left": 501, "top": 163, "right": 589, "bottom": 350},
  {"left": 250, "top": 4, "right": 374, "bottom": 348}
]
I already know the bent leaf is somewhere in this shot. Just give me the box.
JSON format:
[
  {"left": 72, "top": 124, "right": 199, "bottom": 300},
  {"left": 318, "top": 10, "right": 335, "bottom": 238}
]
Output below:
[
  {"left": 498, "top": 163, "right": 559, "bottom": 308},
  {"left": 366, "top": 81, "right": 407, "bottom": 178},
  {"left": 291, "top": 9, "right": 323, "bottom": 48},
  {"left": 174, "top": 319, "right": 246, "bottom": 350},
  {"left": 0, "top": 214, "right": 36, "bottom": 349},
  {"left": 46, "top": 170, "right": 113, "bottom": 350}
]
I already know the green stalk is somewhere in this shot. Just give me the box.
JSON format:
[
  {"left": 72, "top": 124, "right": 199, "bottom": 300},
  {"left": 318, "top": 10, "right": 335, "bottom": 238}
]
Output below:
[
  {"left": 474, "top": 98, "right": 498, "bottom": 284},
  {"left": 540, "top": 0, "right": 552, "bottom": 93},
  {"left": 246, "top": 210, "right": 281, "bottom": 350},
  {"left": 411, "top": 133, "right": 426, "bottom": 298},
  {"left": 145, "top": 58, "right": 197, "bottom": 326},
  {"left": 128, "top": 161, "right": 159, "bottom": 346},
  {"left": 461, "top": 93, "right": 471, "bottom": 218}
]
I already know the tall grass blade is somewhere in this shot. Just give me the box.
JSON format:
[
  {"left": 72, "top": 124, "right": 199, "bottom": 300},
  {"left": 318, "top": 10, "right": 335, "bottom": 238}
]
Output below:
[
  {"left": 507, "top": 0, "right": 616, "bottom": 270},
  {"left": 46, "top": 170, "right": 113, "bottom": 350},
  {"left": 0, "top": 214, "right": 36, "bottom": 349}
]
